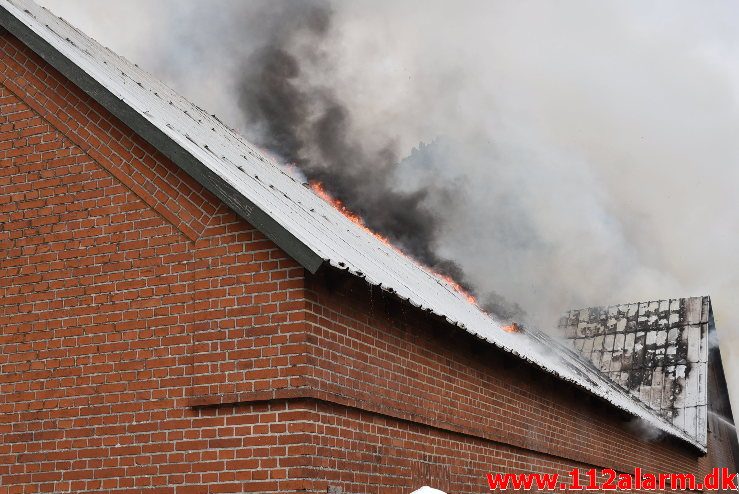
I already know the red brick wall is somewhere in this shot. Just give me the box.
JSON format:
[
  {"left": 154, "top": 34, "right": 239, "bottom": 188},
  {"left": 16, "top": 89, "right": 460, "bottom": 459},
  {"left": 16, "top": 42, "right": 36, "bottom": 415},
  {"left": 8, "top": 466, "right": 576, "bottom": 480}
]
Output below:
[
  {"left": 1, "top": 27, "right": 734, "bottom": 494},
  {"left": 291, "top": 399, "right": 690, "bottom": 494},
  {"left": 302, "top": 271, "right": 738, "bottom": 490},
  {"left": 0, "top": 31, "right": 307, "bottom": 493}
]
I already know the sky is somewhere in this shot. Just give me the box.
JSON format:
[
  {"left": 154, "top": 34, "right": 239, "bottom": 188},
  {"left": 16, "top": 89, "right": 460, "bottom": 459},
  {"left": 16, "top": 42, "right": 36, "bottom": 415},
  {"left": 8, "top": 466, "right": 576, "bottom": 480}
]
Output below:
[{"left": 36, "top": 0, "right": 738, "bottom": 411}]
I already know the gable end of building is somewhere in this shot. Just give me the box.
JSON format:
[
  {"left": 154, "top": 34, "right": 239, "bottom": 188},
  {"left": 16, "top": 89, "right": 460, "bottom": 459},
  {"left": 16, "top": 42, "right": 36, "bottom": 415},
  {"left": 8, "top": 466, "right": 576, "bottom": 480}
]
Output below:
[{"left": 0, "top": 5, "right": 324, "bottom": 273}]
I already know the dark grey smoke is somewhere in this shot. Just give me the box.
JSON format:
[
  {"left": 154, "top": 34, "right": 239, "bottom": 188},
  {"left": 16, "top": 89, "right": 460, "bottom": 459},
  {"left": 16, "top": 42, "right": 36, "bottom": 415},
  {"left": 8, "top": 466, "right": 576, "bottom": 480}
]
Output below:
[{"left": 235, "top": 1, "right": 522, "bottom": 320}]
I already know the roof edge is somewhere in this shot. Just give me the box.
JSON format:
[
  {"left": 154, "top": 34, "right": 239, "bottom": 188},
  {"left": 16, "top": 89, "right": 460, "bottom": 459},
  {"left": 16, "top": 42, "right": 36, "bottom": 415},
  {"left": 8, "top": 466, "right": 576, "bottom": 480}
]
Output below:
[
  {"left": 564, "top": 294, "right": 711, "bottom": 315},
  {"left": 0, "top": 4, "right": 325, "bottom": 274}
]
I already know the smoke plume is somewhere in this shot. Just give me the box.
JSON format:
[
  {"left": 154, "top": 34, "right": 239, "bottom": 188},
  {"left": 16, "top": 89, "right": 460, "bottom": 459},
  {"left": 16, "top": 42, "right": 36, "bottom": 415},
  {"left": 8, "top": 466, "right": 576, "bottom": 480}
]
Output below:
[
  {"left": 37, "top": 0, "right": 739, "bottom": 402},
  {"left": 231, "top": 1, "right": 521, "bottom": 318},
  {"left": 235, "top": 2, "right": 448, "bottom": 275}
]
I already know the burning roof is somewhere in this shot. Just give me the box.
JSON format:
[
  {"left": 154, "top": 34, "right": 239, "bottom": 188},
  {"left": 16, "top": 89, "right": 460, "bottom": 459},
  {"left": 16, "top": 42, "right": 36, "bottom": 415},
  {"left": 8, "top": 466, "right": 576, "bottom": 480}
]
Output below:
[{"left": 0, "top": 0, "right": 711, "bottom": 451}]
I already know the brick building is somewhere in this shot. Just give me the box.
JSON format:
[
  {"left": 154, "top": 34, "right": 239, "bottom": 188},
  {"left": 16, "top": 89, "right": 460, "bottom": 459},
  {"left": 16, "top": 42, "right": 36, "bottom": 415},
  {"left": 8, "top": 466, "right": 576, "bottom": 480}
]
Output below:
[{"left": 0, "top": 1, "right": 737, "bottom": 492}]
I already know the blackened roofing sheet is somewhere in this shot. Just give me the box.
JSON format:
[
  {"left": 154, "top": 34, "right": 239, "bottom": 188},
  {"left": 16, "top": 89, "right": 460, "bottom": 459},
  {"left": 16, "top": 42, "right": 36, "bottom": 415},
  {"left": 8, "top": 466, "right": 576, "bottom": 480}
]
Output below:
[{"left": 560, "top": 296, "right": 711, "bottom": 446}]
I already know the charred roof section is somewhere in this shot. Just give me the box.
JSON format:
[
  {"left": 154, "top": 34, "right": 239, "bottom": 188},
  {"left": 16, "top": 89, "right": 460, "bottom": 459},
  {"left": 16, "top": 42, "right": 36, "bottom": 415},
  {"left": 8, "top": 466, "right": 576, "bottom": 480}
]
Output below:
[{"left": 560, "top": 296, "right": 711, "bottom": 446}]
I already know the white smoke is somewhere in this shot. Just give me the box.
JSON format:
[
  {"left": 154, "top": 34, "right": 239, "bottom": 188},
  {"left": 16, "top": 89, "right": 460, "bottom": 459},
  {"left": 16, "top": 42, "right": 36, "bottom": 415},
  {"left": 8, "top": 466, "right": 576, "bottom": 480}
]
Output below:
[
  {"left": 37, "top": 0, "right": 739, "bottom": 409},
  {"left": 625, "top": 416, "right": 665, "bottom": 443}
]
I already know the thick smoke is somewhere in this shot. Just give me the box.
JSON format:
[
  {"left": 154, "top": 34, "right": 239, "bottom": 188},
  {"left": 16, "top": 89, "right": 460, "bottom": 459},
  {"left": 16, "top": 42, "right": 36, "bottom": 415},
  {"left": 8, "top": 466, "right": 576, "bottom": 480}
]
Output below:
[
  {"left": 37, "top": 0, "right": 739, "bottom": 402},
  {"left": 232, "top": 1, "right": 522, "bottom": 319},
  {"left": 234, "top": 2, "right": 444, "bottom": 273}
]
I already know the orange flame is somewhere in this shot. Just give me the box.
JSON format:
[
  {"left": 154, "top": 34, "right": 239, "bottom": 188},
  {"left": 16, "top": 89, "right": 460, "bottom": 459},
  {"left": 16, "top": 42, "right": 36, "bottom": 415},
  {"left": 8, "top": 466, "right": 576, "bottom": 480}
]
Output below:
[
  {"left": 310, "top": 181, "right": 392, "bottom": 245},
  {"left": 309, "top": 180, "right": 479, "bottom": 306},
  {"left": 502, "top": 323, "right": 522, "bottom": 333},
  {"left": 436, "top": 273, "right": 477, "bottom": 304}
]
